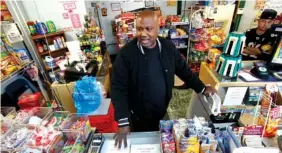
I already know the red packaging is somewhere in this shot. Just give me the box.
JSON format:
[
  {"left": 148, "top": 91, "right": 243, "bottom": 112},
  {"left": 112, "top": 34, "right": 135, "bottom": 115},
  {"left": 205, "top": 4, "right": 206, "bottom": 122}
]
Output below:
[
  {"left": 17, "top": 92, "right": 45, "bottom": 109},
  {"left": 162, "top": 141, "right": 176, "bottom": 153},
  {"left": 243, "top": 125, "right": 263, "bottom": 135}
]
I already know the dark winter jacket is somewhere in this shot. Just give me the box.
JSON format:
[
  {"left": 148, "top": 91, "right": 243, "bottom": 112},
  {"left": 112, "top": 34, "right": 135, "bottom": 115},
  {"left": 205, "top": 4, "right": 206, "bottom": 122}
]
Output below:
[{"left": 111, "top": 37, "right": 205, "bottom": 126}]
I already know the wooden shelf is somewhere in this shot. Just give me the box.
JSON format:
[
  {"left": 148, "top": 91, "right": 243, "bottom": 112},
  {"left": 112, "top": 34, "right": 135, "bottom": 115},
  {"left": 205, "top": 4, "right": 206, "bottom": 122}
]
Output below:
[
  {"left": 46, "top": 65, "right": 59, "bottom": 71},
  {"left": 40, "top": 47, "right": 68, "bottom": 56},
  {"left": 31, "top": 31, "right": 65, "bottom": 40}
]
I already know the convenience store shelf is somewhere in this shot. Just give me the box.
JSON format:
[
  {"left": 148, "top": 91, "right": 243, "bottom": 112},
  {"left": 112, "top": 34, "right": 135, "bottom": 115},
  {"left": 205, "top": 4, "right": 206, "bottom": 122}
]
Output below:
[
  {"left": 40, "top": 47, "right": 68, "bottom": 56},
  {"left": 46, "top": 65, "right": 59, "bottom": 71},
  {"left": 31, "top": 31, "right": 65, "bottom": 40},
  {"left": 1, "top": 61, "right": 33, "bottom": 84}
]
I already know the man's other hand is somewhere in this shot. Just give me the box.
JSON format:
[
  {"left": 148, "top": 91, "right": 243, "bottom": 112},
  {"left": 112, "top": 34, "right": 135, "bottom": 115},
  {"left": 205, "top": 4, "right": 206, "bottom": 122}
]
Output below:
[
  {"left": 245, "top": 47, "right": 261, "bottom": 55},
  {"left": 203, "top": 86, "right": 217, "bottom": 97},
  {"left": 113, "top": 126, "right": 130, "bottom": 149}
]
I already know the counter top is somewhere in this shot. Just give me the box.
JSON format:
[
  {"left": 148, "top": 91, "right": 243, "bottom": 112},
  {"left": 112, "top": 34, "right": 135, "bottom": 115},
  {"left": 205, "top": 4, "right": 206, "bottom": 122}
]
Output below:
[
  {"left": 199, "top": 61, "right": 282, "bottom": 90},
  {"left": 101, "top": 132, "right": 161, "bottom": 153}
]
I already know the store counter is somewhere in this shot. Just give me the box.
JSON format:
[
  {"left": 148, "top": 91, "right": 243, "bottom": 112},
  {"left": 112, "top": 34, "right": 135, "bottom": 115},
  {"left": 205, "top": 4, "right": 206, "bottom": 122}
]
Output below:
[
  {"left": 198, "top": 61, "right": 282, "bottom": 90},
  {"left": 187, "top": 61, "right": 282, "bottom": 119},
  {"left": 100, "top": 132, "right": 161, "bottom": 153}
]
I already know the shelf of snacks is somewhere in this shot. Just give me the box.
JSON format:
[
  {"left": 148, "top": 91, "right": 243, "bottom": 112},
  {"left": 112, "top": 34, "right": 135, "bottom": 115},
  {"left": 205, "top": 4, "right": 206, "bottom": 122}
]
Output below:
[
  {"left": 77, "top": 15, "right": 105, "bottom": 52},
  {"left": 166, "top": 15, "right": 189, "bottom": 25},
  {"left": 1, "top": 1, "right": 12, "bottom": 22},
  {"left": 188, "top": 10, "right": 226, "bottom": 74},
  {"left": 1, "top": 33, "right": 33, "bottom": 82},
  {"left": 115, "top": 12, "right": 136, "bottom": 49},
  {"left": 27, "top": 20, "right": 69, "bottom": 74},
  {"left": 39, "top": 47, "right": 68, "bottom": 56},
  {"left": 31, "top": 31, "right": 65, "bottom": 40}
]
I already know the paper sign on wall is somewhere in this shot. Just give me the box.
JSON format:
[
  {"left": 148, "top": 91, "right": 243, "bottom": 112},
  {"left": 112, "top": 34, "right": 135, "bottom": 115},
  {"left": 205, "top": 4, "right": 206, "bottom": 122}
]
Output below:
[
  {"left": 70, "top": 14, "right": 82, "bottom": 28},
  {"left": 63, "top": 13, "right": 69, "bottom": 19},
  {"left": 63, "top": 3, "right": 76, "bottom": 10}
]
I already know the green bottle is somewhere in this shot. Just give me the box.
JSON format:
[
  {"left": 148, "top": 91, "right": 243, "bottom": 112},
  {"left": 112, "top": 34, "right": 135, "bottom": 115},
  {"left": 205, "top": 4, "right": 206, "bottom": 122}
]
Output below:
[{"left": 46, "top": 21, "right": 56, "bottom": 33}]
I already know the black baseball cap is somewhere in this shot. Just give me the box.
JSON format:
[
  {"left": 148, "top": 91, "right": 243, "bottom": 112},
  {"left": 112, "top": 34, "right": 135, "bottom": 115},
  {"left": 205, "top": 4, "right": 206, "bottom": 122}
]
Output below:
[{"left": 260, "top": 9, "right": 277, "bottom": 20}]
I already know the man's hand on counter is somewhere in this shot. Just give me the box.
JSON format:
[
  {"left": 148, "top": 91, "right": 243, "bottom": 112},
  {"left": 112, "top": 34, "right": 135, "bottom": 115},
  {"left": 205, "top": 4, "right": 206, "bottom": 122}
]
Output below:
[
  {"left": 203, "top": 86, "right": 217, "bottom": 97},
  {"left": 113, "top": 126, "right": 130, "bottom": 149}
]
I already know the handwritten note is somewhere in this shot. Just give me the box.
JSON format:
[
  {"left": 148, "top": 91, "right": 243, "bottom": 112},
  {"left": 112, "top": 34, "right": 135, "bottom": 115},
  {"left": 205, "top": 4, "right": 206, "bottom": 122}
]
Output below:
[{"left": 223, "top": 87, "right": 248, "bottom": 106}]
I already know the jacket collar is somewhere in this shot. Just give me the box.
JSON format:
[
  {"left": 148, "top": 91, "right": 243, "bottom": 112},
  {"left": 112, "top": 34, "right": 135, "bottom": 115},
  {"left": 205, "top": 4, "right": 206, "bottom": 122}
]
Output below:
[{"left": 137, "top": 38, "right": 162, "bottom": 54}]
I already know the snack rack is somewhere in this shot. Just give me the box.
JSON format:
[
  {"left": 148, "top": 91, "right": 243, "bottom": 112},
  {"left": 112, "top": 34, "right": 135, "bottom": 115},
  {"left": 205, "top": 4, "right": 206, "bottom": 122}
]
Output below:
[
  {"left": 187, "top": 9, "right": 208, "bottom": 74},
  {"left": 253, "top": 91, "right": 275, "bottom": 138},
  {"left": 115, "top": 12, "right": 136, "bottom": 49}
]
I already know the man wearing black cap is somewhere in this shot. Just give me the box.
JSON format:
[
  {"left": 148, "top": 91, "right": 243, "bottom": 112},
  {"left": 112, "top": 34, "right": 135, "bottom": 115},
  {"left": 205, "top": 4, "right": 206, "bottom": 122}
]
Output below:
[{"left": 242, "top": 9, "right": 277, "bottom": 61}]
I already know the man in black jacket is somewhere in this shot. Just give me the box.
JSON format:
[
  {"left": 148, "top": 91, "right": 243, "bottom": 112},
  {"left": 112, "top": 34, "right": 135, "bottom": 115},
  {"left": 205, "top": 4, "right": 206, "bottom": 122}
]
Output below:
[{"left": 111, "top": 10, "right": 216, "bottom": 148}]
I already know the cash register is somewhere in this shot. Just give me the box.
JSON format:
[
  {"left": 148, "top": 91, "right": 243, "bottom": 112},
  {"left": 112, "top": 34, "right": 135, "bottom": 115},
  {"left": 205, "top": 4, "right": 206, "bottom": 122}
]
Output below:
[{"left": 251, "top": 24, "right": 282, "bottom": 80}]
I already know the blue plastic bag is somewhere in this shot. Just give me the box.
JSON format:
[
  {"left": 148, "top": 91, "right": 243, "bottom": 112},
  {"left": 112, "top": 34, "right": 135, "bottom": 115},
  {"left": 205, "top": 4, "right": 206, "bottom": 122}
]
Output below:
[{"left": 73, "top": 76, "right": 101, "bottom": 114}]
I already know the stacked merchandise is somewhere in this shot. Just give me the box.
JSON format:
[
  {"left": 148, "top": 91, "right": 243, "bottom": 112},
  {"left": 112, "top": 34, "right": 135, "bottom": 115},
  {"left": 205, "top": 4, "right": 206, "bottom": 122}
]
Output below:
[
  {"left": 173, "top": 117, "right": 218, "bottom": 153},
  {"left": 0, "top": 33, "right": 31, "bottom": 80},
  {"left": 215, "top": 32, "right": 244, "bottom": 78},
  {"left": 115, "top": 12, "right": 136, "bottom": 48},
  {"left": 0, "top": 107, "right": 91, "bottom": 152},
  {"left": 77, "top": 15, "right": 104, "bottom": 63},
  {"left": 160, "top": 120, "right": 176, "bottom": 153},
  {"left": 1, "top": 1, "right": 12, "bottom": 21},
  {"left": 160, "top": 117, "right": 220, "bottom": 153},
  {"left": 158, "top": 15, "right": 189, "bottom": 58},
  {"left": 27, "top": 20, "right": 69, "bottom": 82},
  {"left": 189, "top": 14, "right": 226, "bottom": 73},
  {"left": 26, "top": 20, "right": 57, "bottom": 36}
]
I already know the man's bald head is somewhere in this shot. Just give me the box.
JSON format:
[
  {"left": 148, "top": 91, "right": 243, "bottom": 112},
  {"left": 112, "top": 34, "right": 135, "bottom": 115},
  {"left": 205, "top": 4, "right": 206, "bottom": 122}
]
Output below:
[
  {"left": 137, "top": 10, "right": 159, "bottom": 21},
  {"left": 136, "top": 10, "right": 159, "bottom": 48}
]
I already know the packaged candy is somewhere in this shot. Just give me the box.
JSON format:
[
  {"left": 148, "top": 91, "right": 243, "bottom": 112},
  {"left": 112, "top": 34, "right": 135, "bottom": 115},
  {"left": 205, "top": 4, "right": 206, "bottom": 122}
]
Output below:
[
  {"left": 60, "top": 114, "right": 91, "bottom": 142},
  {"left": 41, "top": 111, "right": 69, "bottom": 129},
  {"left": 26, "top": 127, "right": 62, "bottom": 150},
  {"left": 162, "top": 141, "right": 175, "bottom": 153},
  {"left": 1, "top": 125, "right": 35, "bottom": 151},
  {"left": 160, "top": 120, "right": 174, "bottom": 132}
]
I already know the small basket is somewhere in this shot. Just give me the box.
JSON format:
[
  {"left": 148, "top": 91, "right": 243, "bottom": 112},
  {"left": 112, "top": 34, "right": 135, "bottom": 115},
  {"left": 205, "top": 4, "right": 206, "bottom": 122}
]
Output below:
[
  {"left": 27, "top": 107, "right": 53, "bottom": 125},
  {"left": 47, "top": 131, "right": 83, "bottom": 153},
  {"left": 60, "top": 113, "right": 91, "bottom": 142},
  {"left": 24, "top": 127, "right": 62, "bottom": 152},
  {"left": 0, "top": 124, "right": 36, "bottom": 152},
  {"left": 1, "top": 107, "right": 17, "bottom": 120},
  {"left": 41, "top": 111, "right": 70, "bottom": 130}
]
